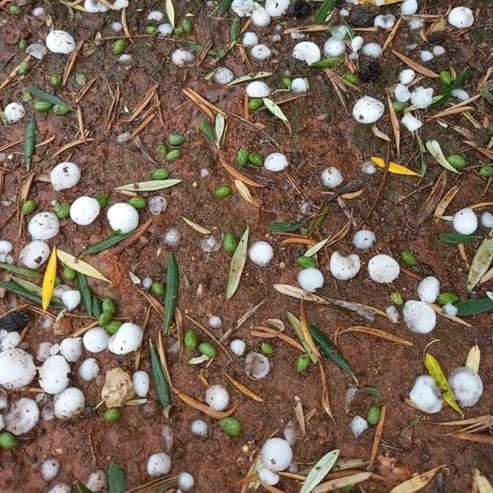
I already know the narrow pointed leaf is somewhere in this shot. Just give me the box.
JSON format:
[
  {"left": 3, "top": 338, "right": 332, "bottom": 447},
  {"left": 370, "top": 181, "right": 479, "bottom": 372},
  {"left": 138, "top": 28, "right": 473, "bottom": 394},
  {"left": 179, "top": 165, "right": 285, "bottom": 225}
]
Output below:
[
  {"left": 108, "top": 463, "right": 127, "bottom": 493},
  {"left": 76, "top": 272, "right": 93, "bottom": 316},
  {"left": 200, "top": 118, "right": 216, "bottom": 144},
  {"left": 83, "top": 230, "right": 135, "bottom": 255},
  {"left": 314, "top": 0, "right": 336, "bottom": 24},
  {"left": 300, "top": 449, "right": 340, "bottom": 493},
  {"left": 57, "top": 249, "right": 111, "bottom": 283},
  {"left": 150, "top": 340, "right": 171, "bottom": 407},
  {"left": 0, "top": 262, "right": 42, "bottom": 278},
  {"left": 218, "top": 0, "right": 233, "bottom": 16},
  {"left": 439, "top": 232, "right": 482, "bottom": 244},
  {"left": 426, "top": 140, "right": 460, "bottom": 174},
  {"left": 370, "top": 156, "right": 420, "bottom": 176},
  {"left": 0, "top": 280, "right": 63, "bottom": 309},
  {"left": 313, "top": 472, "right": 373, "bottom": 492},
  {"left": 76, "top": 482, "right": 94, "bottom": 493},
  {"left": 29, "top": 86, "right": 71, "bottom": 107},
  {"left": 228, "top": 71, "right": 272, "bottom": 86},
  {"left": 41, "top": 246, "right": 57, "bottom": 310},
  {"left": 267, "top": 220, "right": 305, "bottom": 232},
  {"left": 390, "top": 465, "right": 446, "bottom": 493},
  {"left": 114, "top": 179, "right": 182, "bottom": 192},
  {"left": 286, "top": 311, "right": 319, "bottom": 363},
  {"left": 226, "top": 226, "right": 249, "bottom": 300},
  {"left": 467, "top": 228, "right": 493, "bottom": 291},
  {"left": 165, "top": 0, "right": 175, "bottom": 26},
  {"left": 305, "top": 237, "right": 329, "bottom": 257},
  {"left": 163, "top": 253, "right": 179, "bottom": 334},
  {"left": 262, "top": 97, "right": 289, "bottom": 122},
  {"left": 455, "top": 297, "right": 493, "bottom": 316},
  {"left": 215, "top": 113, "right": 226, "bottom": 149}
]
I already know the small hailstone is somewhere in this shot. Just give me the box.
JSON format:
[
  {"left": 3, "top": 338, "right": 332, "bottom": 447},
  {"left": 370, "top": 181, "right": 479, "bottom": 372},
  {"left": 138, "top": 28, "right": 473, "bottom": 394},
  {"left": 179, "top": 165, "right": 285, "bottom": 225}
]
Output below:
[
  {"left": 54, "top": 387, "right": 85, "bottom": 419},
  {"left": 108, "top": 322, "right": 143, "bottom": 355},
  {"left": 245, "top": 351, "right": 270, "bottom": 379},
  {"left": 28, "top": 212, "right": 60, "bottom": 240},
  {"left": 453, "top": 208, "right": 478, "bottom": 235},
  {"left": 200, "top": 168, "right": 210, "bottom": 178},
  {"left": 432, "top": 45, "right": 446, "bottom": 57},
  {"left": 39, "top": 355, "right": 70, "bottom": 394},
  {"left": 85, "top": 470, "right": 107, "bottom": 492},
  {"left": 361, "top": 160, "right": 377, "bottom": 174},
  {"left": 248, "top": 241, "right": 274, "bottom": 267},
  {"left": 401, "top": 0, "right": 418, "bottom": 16},
  {"left": 242, "top": 32, "right": 258, "bottom": 47},
  {"left": 37, "top": 342, "right": 52, "bottom": 361},
  {"left": 46, "top": 30, "right": 76, "bottom": 54},
  {"left": 420, "top": 50, "right": 434, "bottom": 62},
  {"left": 480, "top": 212, "right": 493, "bottom": 228},
  {"left": 200, "top": 235, "right": 221, "bottom": 253},
  {"left": 157, "top": 23, "right": 174, "bottom": 36},
  {"left": 410, "top": 87, "right": 433, "bottom": 109},
  {"left": 448, "top": 367, "right": 483, "bottom": 407},
  {"left": 205, "top": 384, "right": 230, "bottom": 411},
  {"left": 84, "top": 0, "right": 108, "bottom": 12},
  {"left": 0, "top": 240, "right": 13, "bottom": 256},
  {"left": 251, "top": 44, "right": 272, "bottom": 61},
  {"left": 352, "top": 96, "right": 385, "bottom": 124},
  {"left": 147, "top": 453, "right": 172, "bottom": 476},
  {"left": 0, "top": 332, "right": 21, "bottom": 351},
  {"left": 331, "top": 24, "right": 348, "bottom": 40},
  {"left": 5, "top": 398, "right": 39, "bottom": 435},
  {"left": 417, "top": 276, "right": 440, "bottom": 303},
  {"left": 230, "top": 339, "right": 246, "bottom": 356},
  {"left": 323, "top": 38, "right": 346, "bottom": 58},
  {"left": 83, "top": 327, "right": 109, "bottom": 353},
  {"left": 41, "top": 459, "right": 60, "bottom": 481},
  {"left": 292, "top": 42, "right": 321, "bottom": 66},
  {"left": 448, "top": 6, "right": 474, "bottom": 28},
  {"left": 178, "top": 472, "right": 195, "bottom": 491},
  {"left": 50, "top": 161, "right": 81, "bottom": 191},
  {"left": 78, "top": 358, "right": 100, "bottom": 381},
  {"left": 208, "top": 315, "right": 222, "bottom": 329},
  {"left": 290, "top": 78, "right": 309, "bottom": 93},
  {"left": 265, "top": 0, "right": 289, "bottom": 16},
  {"left": 148, "top": 196, "right": 168, "bottom": 215},
  {"left": 147, "top": 10, "right": 164, "bottom": 22},
  {"left": 0, "top": 348, "right": 36, "bottom": 390},
  {"left": 191, "top": 419, "right": 208, "bottom": 437},
  {"left": 214, "top": 67, "right": 234, "bottom": 85},
  {"left": 20, "top": 240, "right": 50, "bottom": 269},
  {"left": 283, "top": 421, "right": 298, "bottom": 446},
  {"left": 399, "top": 69, "right": 416, "bottom": 85},
  {"left": 451, "top": 89, "right": 469, "bottom": 101},
  {"left": 251, "top": 7, "right": 271, "bottom": 27},
  {"left": 297, "top": 268, "right": 324, "bottom": 292},
  {"left": 132, "top": 370, "right": 150, "bottom": 397},
  {"left": 118, "top": 54, "right": 132, "bottom": 65},
  {"left": 330, "top": 252, "right": 361, "bottom": 280},
  {"left": 231, "top": 0, "right": 255, "bottom": 17},
  {"left": 395, "top": 84, "right": 411, "bottom": 102},
  {"left": 261, "top": 438, "right": 293, "bottom": 472},
  {"left": 408, "top": 18, "right": 423, "bottom": 30},
  {"left": 352, "top": 230, "right": 376, "bottom": 250},
  {"left": 3, "top": 102, "right": 25, "bottom": 124},
  {"left": 70, "top": 196, "right": 100, "bottom": 226},
  {"left": 59, "top": 337, "right": 82, "bottom": 362},
  {"left": 401, "top": 113, "right": 423, "bottom": 132},
  {"left": 46, "top": 484, "right": 71, "bottom": 493},
  {"left": 321, "top": 166, "right": 343, "bottom": 188},
  {"left": 259, "top": 468, "right": 280, "bottom": 486},
  {"left": 264, "top": 152, "right": 289, "bottom": 172},
  {"left": 171, "top": 49, "right": 194, "bottom": 66},
  {"left": 386, "top": 305, "right": 400, "bottom": 323},
  {"left": 32, "top": 6, "right": 45, "bottom": 16},
  {"left": 442, "top": 302, "right": 458, "bottom": 317},
  {"left": 111, "top": 21, "right": 123, "bottom": 32},
  {"left": 362, "top": 42, "right": 383, "bottom": 58},
  {"left": 368, "top": 254, "right": 400, "bottom": 283},
  {"left": 246, "top": 81, "right": 271, "bottom": 98},
  {"left": 374, "top": 14, "right": 396, "bottom": 30},
  {"left": 350, "top": 415, "right": 368, "bottom": 438},
  {"left": 61, "top": 290, "right": 81, "bottom": 311},
  {"left": 107, "top": 203, "right": 139, "bottom": 233},
  {"left": 409, "top": 375, "right": 443, "bottom": 413},
  {"left": 164, "top": 226, "right": 181, "bottom": 246},
  {"left": 351, "top": 36, "right": 364, "bottom": 53},
  {"left": 403, "top": 300, "right": 436, "bottom": 334},
  {"left": 113, "top": 0, "right": 129, "bottom": 9}
]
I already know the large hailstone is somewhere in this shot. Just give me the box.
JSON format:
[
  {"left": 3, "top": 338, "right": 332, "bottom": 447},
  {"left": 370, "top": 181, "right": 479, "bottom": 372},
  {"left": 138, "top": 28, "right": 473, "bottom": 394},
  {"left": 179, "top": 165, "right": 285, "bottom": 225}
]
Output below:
[
  {"left": 50, "top": 162, "right": 81, "bottom": 191},
  {"left": 368, "top": 254, "right": 400, "bottom": 283},
  {"left": 261, "top": 438, "right": 293, "bottom": 472},
  {"left": 46, "top": 30, "right": 76, "bottom": 54},
  {"left": 54, "top": 387, "right": 85, "bottom": 419},
  {"left": 3, "top": 102, "right": 25, "bottom": 124},
  {"left": 38, "top": 355, "right": 71, "bottom": 394},
  {"left": 4, "top": 398, "right": 40, "bottom": 435},
  {"left": 20, "top": 240, "right": 51, "bottom": 269},
  {"left": 352, "top": 96, "right": 385, "bottom": 124},
  {"left": 265, "top": 0, "right": 289, "bottom": 16},
  {"left": 330, "top": 252, "right": 360, "bottom": 280},
  {"left": 248, "top": 241, "right": 274, "bottom": 267},
  {"left": 448, "top": 367, "right": 483, "bottom": 407},
  {"left": 403, "top": 300, "right": 436, "bottom": 334},
  {"left": 107, "top": 203, "right": 139, "bottom": 233},
  {"left": 147, "top": 452, "right": 172, "bottom": 476},
  {"left": 409, "top": 375, "right": 443, "bottom": 413},
  {"left": 292, "top": 42, "right": 321, "bottom": 66},
  {"left": 70, "top": 196, "right": 100, "bottom": 225},
  {"left": 297, "top": 268, "right": 324, "bottom": 292},
  {"left": 28, "top": 212, "right": 60, "bottom": 240},
  {"left": 264, "top": 152, "right": 288, "bottom": 172},
  {"left": 108, "top": 322, "right": 143, "bottom": 354},
  {"left": 448, "top": 7, "right": 474, "bottom": 28},
  {"left": 0, "top": 348, "right": 36, "bottom": 390},
  {"left": 246, "top": 81, "right": 271, "bottom": 98}
]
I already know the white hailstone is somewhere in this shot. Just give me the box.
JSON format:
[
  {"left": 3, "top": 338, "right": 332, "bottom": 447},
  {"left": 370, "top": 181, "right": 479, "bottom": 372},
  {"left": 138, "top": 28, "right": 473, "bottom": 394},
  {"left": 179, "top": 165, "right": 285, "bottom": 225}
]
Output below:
[
  {"left": 78, "top": 358, "right": 100, "bottom": 381},
  {"left": 208, "top": 315, "right": 222, "bottom": 329},
  {"left": 84, "top": 0, "right": 109, "bottom": 12},
  {"left": 32, "top": 6, "right": 45, "bottom": 16},
  {"left": 292, "top": 42, "right": 321, "bottom": 66},
  {"left": 54, "top": 387, "right": 85, "bottom": 419},
  {"left": 61, "top": 290, "right": 81, "bottom": 311},
  {"left": 148, "top": 196, "right": 168, "bottom": 215},
  {"left": 401, "top": 0, "right": 418, "bottom": 16},
  {"left": 251, "top": 7, "right": 271, "bottom": 27},
  {"left": 85, "top": 470, "right": 107, "bottom": 492},
  {"left": 329, "top": 252, "right": 361, "bottom": 280},
  {"left": 191, "top": 419, "right": 208, "bottom": 437},
  {"left": 157, "top": 23, "right": 174, "bottom": 36},
  {"left": 480, "top": 212, "right": 493, "bottom": 228},
  {"left": 70, "top": 196, "right": 100, "bottom": 226},
  {"left": 401, "top": 113, "right": 423, "bottom": 132},
  {"left": 59, "top": 337, "right": 82, "bottom": 362},
  {"left": 409, "top": 375, "right": 443, "bottom": 413},
  {"left": 410, "top": 87, "right": 433, "bottom": 109},
  {"left": 245, "top": 351, "right": 270, "bottom": 379},
  {"left": 297, "top": 268, "right": 324, "bottom": 292},
  {"left": 246, "top": 81, "right": 271, "bottom": 98},
  {"left": 147, "top": 453, "right": 172, "bottom": 476},
  {"left": 264, "top": 152, "right": 289, "bottom": 172},
  {"left": 4, "top": 398, "right": 39, "bottom": 435},
  {"left": 417, "top": 276, "right": 440, "bottom": 303},
  {"left": 200, "top": 234, "right": 221, "bottom": 253},
  {"left": 261, "top": 438, "right": 293, "bottom": 472},
  {"left": 394, "top": 83, "right": 411, "bottom": 102},
  {"left": 242, "top": 32, "right": 258, "bottom": 47},
  {"left": 323, "top": 38, "right": 346, "bottom": 58},
  {"left": 0, "top": 348, "right": 36, "bottom": 390},
  {"left": 432, "top": 45, "right": 446, "bottom": 56},
  {"left": 231, "top": 0, "right": 254, "bottom": 17},
  {"left": 352, "top": 96, "right": 385, "bottom": 124},
  {"left": 290, "top": 77, "right": 309, "bottom": 93},
  {"left": 230, "top": 339, "right": 246, "bottom": 357},
  {"left": 448, "top": 7, "right": 474, "bottom": 28},
  {"left": 283, "top": 421, "right": 298, "bottom": 446},
  {"left": 442, "top": 302, "right": 458, "bottom": 317},
  {"left": 142, "top": 277, "right": 153, "bottom": 289},
  {"left": 399, "top": 69, "right": 416, "bottom": 85},
  {"left": 28, "top": 212, "right": 60, "bottom": 240},
  {"left": 374, "top": 14, "right": 396, "bottom": 30},
  {"left": 178, "top": 472, "right": 195, "bottom": 491},
  {"left": 3, "top": 102, "right": 25, "bottom": 124},
  {"left": 36, "top": 342, "right": 53, "bottom": 361},
  {"left": 113, "top": 0, "right": 129, "bottom": 9},
  {"left": 108, "top": 322, "right": 143, "bottom": 354},
  {"left": 46, "top": 484, "right": 71, "bottom": 493},
  {"left": 386, "top": 305, "right": 400, "bottom": 323},
  {"left": 25, "top": 44, "right": 46, "bottom": 60},
  {"left": 0, "top": 240, "right": 13, "bottom": 256},
  {"left": 362, "top": 42, "right": 383, "bottom": 58},
  {"left": 451, "top": 89, "right": 469, "bottom": 101},
  {"left": 265, "top": 0, "right": 289, "bottom": 16},
  {"left": 164, "top": 226, "right": 181, "bottom": 246},
  {"left": 248, "top": 241, "right": 274, "bottom": 267},
  {"left": 214, "top": 67, "right": 234, "bottom": 85},
  {"left": 19, "top": 240, "right": 50, "bottom": 269},
  {"left": 132, "top": 370, "right": 150, "bottom": 397},
  {"left": 453, "top": 208, "right": 478, "bottom": 235},
  {"left": 448, "top": 367, "right": 483, "bottom": 407},
  {"left": 353, "top": 229, "right": 376, "bottom": 250},
  {"left": 408, "top": 18, "right": 423, "bottom": 30},
  {"left": 0, "top": 332, "right": 21, "bottom": 352},
  {"left": 46, "top": 30, "right": 76, "bottom": 54},
  {"left": 41, "top": 459, "right": 60, "bottom": 481},
  {"left": 107, "top": 203, "right": 139, "bottom": 233},
  {"left": 147, "top": 10, "right": 164, "bottom": 21},
  {"left": 368, "top": 254, "right": 400, "bottom": 283},
  {"left": 50, "top": 162, "right": 81, "bottom": 191},
  {"left": 321, "top": 166, "right": 343, "bottom": 188},
  {"left": 171, "top": 49, "right": 194, "bottom": 66},
  {"left": 349, "top": 415, "right": 368, "bottom": 438},
  {"left": 420, "top": 50, "right": 434, "bottom": 62},
  {"left": 39, "top": 355, "right": 70, "bottom": 394},
  {"left": 403, "top": 300, "right": 436, "bottom": 334},
  {"left": 205, "top": 384, "right": 230, "bottom": 411},
  {"left": 331, "top": 24, "right": 348, "bottom": 40},
  {"left": 351, "top": 36, "right": 364, "bottom": 54},
  {"left": 83, "top": 326, "right": 109, "bottom": 353},
  {"left": 111, "top": 21, "right": 123, "bottom": 32},
  {"left": 251, "top": 44, "right": 272, "bottom": 61},
  {"left": 259, "top": 468, "right": 280, "bottom": 486}
]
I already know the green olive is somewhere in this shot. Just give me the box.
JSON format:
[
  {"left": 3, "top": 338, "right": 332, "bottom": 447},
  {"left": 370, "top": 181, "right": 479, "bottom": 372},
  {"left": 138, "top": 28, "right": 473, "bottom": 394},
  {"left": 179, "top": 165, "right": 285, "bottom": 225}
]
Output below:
[
  {"left": 0, "top": 431, "right": 17, "bottom": 449},
  {"left": 198, "top": 342, "right": 216, "bottom": 359},
  {"left": 33, "top": 101, "right": 53, "bottom": 113},
  {"left": 235, "top": 148, "right": 249, "bottom": 167},
  {"left": 389, "top": 291, "right": 404, "bottom": 306},
  {"left": 296, "top": 256, "right": 317, "bottom": 268},
  {"left": 165, "top": 149, "right": 182, "bottom": 162},
  {"left": 53, "top": 202, "right": 70, "bottom": 219},
  {"left": 53, "top": 104, "right": 72, "bottom": 116},
  {"left": 112, "top": 39, "right": 126, "bottom": 55},
  {"left": 248, "top": 98, "right": 263, "bottom": 111},
  {"left": 261, "top": 342, "right": 274, "bottom": 355},
  {"left": 104, "top": 320, "right": 122, "bottom": 335},
  {"left": 295, "top": 354, "right": 311, "bottom": 373},
  {"left": 214, "top": 185, "right": 232, "bottom": 199},
  {"left": 343, "top": 73, "right": 359, "bottom": 85},
  {"left": 152, "top": 168, "right": 170, "bottom": 180},
  {"left": 95, "top": 193, "right": 109, "bottom": 208},
  {"left": 168, "top": 134, "right": 186, "bottom": 146},
  {"left": 479, "top": 165, "right": 493, "bottom": 178},
  {"left": 437, "top": 291, "right": 460, "bottom": 305},
  {"left": 401, "top": 250, "right": 417, "bottom": 267},
  {"left": 21, "top": 199, "right": 38, "bottom": 215},
  {"left": 63, "top": 266, "right": 77, "bottom": 282},
  {"left": 104, "top": 408, "right": 122, "bottom": 422},
  {"left": 128, "top": 196, "right": 148, "bottom": 209},
  {"left": 184, "top": 329, "right": 198, "bottom": 351},
  {"left": 223, "top": 233, "right": 238, "bottom": 254},
  {"left": 247, "top": 152, "right": 263, "bottom": 167},
  {"left": 151, "top": 281, "right": 165, "bottom": 296},
  {"left": 218, "top": 417, "right": 242, "bottom": 436},
  {"left": 446, "top": 154, "right": 467, "bottom": 170},
  {"left": 367, "top": 405, "right": 381, "bottom": 425},
  {"left": 181, "top": 19, "right": 193, "bottom": 34}
]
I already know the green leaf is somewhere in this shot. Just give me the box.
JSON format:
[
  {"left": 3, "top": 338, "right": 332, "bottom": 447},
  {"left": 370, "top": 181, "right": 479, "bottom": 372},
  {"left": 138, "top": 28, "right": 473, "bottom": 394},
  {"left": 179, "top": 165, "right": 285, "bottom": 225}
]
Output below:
[
  {"left": 76, "top": 272, "right": 93, "bottom": 317},
  {"left": 300, "top": 449, "right": 340, "bottom": 493},
  {"left": 439, "top": 232, "right": 482, "bottom": 244},
  {"left": 0, "top": 262, "right": 42, "bottom": 278},
  {"left": 29, "top": 86, "right": 71, "bottom": 107},
  {"left": 467, "top": 228, "right": 493, "bottom": 291},
  {"left": 0, "top": 280, "right": 63, "bottom": 309},
  {"left": 82, "top": 230, "right": 135, "bottom": 255},
  {"left": 357, "top": 385, "right": 384, "bottom": 399},
  {"left": 107, "top": 463, "right": 127, "bottom": 493},
  {"left": 455, "top": 297, "right": 493, "bottom": 316},
  {"left": 214, "top": 113, "right": 226, "bottom": 149},
  {"left": 150, "top": 340, "right": 171, "bottom": 407},
  {"left": 23, "top": 120, "right": 37, "bottom": 169},
  {"left": 218, "top": 0, "right": 232, "bottom": 15},
  {"left": 114, "top": 179, "right": 182, "bottom": 192},
  {"left": 286, "top": 311, "right": 319, "bottom": 364},
  {"left": 314, "top": 0, "right": 336, "bottom": 24},
  {"left": 226, "top": 226, "right": 249, "bottom": 300},
  {"left": 429, "top": 70, "right": 468, "bottom": 110},
  {"left": 76, "top": 481, "right": 94, "bottom": 493},
  {"left": 200, "top": 118, "right": 216, "bottom": 144},
  {"left": 163, "top": 253, "right": 179, "bottom": 334},
  {"left": 262, "top": 97, "right": 289, "bottom": 122},
  {"left": 266, "top": 220, "right": 304, "bottom": 232}
]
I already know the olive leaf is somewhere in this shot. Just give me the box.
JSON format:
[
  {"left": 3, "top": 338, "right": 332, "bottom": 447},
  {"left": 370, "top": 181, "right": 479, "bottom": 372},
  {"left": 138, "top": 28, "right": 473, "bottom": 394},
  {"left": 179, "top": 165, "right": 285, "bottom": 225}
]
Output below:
[
  {"left": 262, "top": 97, "right": 289, "bottom": 122},
  {"left": 390, "top": 465, "right": 446, "bottom": 493},
  {"left": 163, "top": 253, "right": 179, "bottom": 334},
  {"left": 214, "top": 113, "right": 226, "bottom": 149},
  {"left": 286, "top": 311, "right": 319, "bottom": 364},
  {"left": 76, "top": 481, "right": 94, "bottom": 493},
  {"left": 426, "top": 140, "right": 460, "bottom": 174},
  {"left": 314, "top": 0, "right": 336, "bottom": 24},
  {"left": 41, "top": 246, "right": 57, "bottom": 311},
  {"left": 467, "top": 228, "right": 493, "bottom": 291},
  {"left": 300, "top": 449, "right": 340, "bottom": 493},
  {"left": 228, "top": 71, "right": 272, "bottom": 86},
  {"left": 108, "top": 463, "right": 127, "bottom": 493},
  {"left": 455, "top": 297, "right": 493, "bottom": 316},
  {"left": 82, "top": 230, "right": 135, "bottom": 256},
  {"left": 226, "top": 226, "right": 249, "bottom": 300},
  {"left": 57, "top": 249, "right": 111, "bottom": 283},
  {"left": 165, "top": 0, "right": 175, "bottom": 26},
  {"left": 114, "top": 179, "right": 182, "bottom": 192},
  {"left": 150, "top": 340, "right": 171, "bottom": 407},
  {"left": 439, "top": 232, "right": 482, "bottom": 244}
]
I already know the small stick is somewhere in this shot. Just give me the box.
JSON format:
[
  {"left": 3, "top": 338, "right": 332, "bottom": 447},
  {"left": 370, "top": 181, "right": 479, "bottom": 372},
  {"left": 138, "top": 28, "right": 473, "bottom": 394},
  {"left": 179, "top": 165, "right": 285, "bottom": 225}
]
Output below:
[{"left": 63, "top": 40, "right": 83, "bottom": 86}]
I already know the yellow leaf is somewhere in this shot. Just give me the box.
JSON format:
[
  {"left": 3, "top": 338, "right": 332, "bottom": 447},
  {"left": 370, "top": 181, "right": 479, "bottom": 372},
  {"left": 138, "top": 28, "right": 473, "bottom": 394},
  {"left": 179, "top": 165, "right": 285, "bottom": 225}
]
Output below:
[
  {"left": 41, "top": 246, "right": 57, "bottom": 311},
  {"left": 56, "top": 249, "right": 111, "bottom": 283},
  {"left": 371, "top": 156, "right": 420, "bottom": 176},
  {"left": 390, "top": 465, "right": 446, "bottom": 493},
  {"left": 465, "top": 344, "right": 480, "bottom": 373}
]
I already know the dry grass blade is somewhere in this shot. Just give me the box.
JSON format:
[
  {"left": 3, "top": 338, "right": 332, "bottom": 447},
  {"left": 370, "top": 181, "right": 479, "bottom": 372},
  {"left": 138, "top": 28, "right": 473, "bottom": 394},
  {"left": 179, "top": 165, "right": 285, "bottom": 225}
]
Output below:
[
  {"left": 219, "top": 156, "right": 265, "bottom": 187},
  {"left": 251, "top": 326, "right": 304, "bottom": 352},
  {"left": 390, "top": 465, "right": 446, "bottom": 492},
  {"left": 339, "top": 326, "right": 413, "bottom": 346},
  {"left": 435, "top": 414, "right": 492, "bottom": 428},
  {"left": 234, "top": 179, "right": 259, "bottom": 207},
  {"left": 222, "top": 371, "right": 264, "bottom": 402},
  {"left": 130, "top": 110, "right": 157, "bottom": 139},
  {"left": 138, "top": 289, "right": 164, "bottom": 319},
  {"left": 75, "top": 76, "right": 98, "bottom": 104},
  {"left": 473, "top": 468, "right": 493, "bottom": 493},
  {"left": 280, "top": 236, "right": 317, "bottom": 246},
  {"left": 0, "top": 54, "right": 31, "bottom": 91},
  {"left": 174, "top": 388, "right": 238, "bottom": 418},
  {"left": 433, "top": 184, "right": 460, "bottom": 220},
  {"left": 274, "top": 284, "right": 330, "bottom": 304},
  {"left": 123, "top": 86, "right": 157, "bottom": 123},
  {"left": 451, "top": 433, "right": 493, "bottom": 445},
  {"left": 383, "top": 16, "right": 402, "bottom": 52},
  {"left": 17, "top": 172, "right": 35, "bottom": 237},
  {"left": 182, "top": 216, "right": 211, "bottom": 234},
  {"left": 428, "top": 105, "right": 475, "bottom": 120},
  {"left": 220, "top": 299, "right": 265, "bottom": 342},
  {"left": 125, "top": 474, "right": 178, "bottom": 493},
  {"left": 465, "top": 344, "right": 480, "bottom": 373},
  {"left": 299, "top": 302, "right": 321, "bottom": 360},
  {"left": 63, "top": 40, "right": 83, "bottom": 85},
  {"left": 368, "top": 405, "right": 386, "bottom": 468},
  {"left": 387, "top": 94, "right": 401, "bottom": 156},
  {"left": 312, "top": 472, "right": 373, "bottom": 492},
  {"left": 319, "top": 362, "right": 334, "bottom": 422},
  {"left": 391, "top": 50, "right": 439, "bottom": 78},
  {"left": 226, "top": 226, "right": 249, "bottom": 300},
  {"left": 182, "top": 87, "right": 216, "bottom": 119},
  {"left": 430, "top": 304, "right": 473, "bottom": 328},
  {"left": 104, "top": 82, "right": 120, "bottom": 133},
  {"left": 467, "top": 228, "right": 493, "bottom": 291},
  {"left": 463, "top": 141, "right": 493, "bottom": 161},
  {"left": 50, "top": 138, "right": 95, "bottom": 160},
  {"left": 293, "top": 395, "right": 306, "bottom": 436}
]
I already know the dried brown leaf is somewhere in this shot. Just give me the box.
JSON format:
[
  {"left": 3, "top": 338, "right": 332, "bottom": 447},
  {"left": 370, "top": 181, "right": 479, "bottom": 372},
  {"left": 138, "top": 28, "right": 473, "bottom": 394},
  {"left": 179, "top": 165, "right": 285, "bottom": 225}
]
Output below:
[
  {"left": 222, "top": 371, "right": 264, "bottom": 402},
  {"left": 390, "top": 465, "right": 446, "bottom": 492},
  {"left": 339, "top": 326, "right": 413, "bottom": 346},
  {"left": 391, "top": 50, "right": 439, "bottom": 78},
  {"left": 174, "top": 389, "right": 238, "bottom": 419}
]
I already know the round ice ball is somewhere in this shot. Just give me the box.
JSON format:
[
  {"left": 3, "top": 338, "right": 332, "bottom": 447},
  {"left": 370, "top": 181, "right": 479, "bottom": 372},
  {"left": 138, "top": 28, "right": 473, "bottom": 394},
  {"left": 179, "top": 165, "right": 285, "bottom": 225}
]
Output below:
[
  {"left": 329, "top": 252, "right": 360, "bottom": 280},
  {"left": 28, "top": 212, "right": 60, "bottom": 240},
  {"left": 107, "top": 203, "right": 139, "bottom": 233},
  {"left": 297, "top": 267, "right": 324, "bottom": 292},
  {"left": 453, "top": 208, "right": 478, "bottom": 235},
  {"left": 368, "top": 254, "right": 400, "bottom": 283},
  {"left": 264, "top": 152, "right": 289, "bottom": 172},
  {"left": 0, "top": 348, "right": 36, "bottom": 390},
  {"left": 4, "top": 102, "right": 25, "bottom": 124},
  {"left": 261, "top": 438, "right": 293, "bottom": 472},
  {"left": 54, "top": 387, "right": 85, "bottom": 419},
  {"left": 409, "top": 375, "right": 443, "bottom": 413},
  {"left": 50, "top": 162, "right": 81, "bottom": 191},
  {"left": 448, "top": 367, "right": 483, "bottom": 407},
  {"left": 448, "top": 6, "right": 474, "bottom": 28},
  {"left": 352, "top": 96, "right": 385, "bottom": 124},
  {"left": 352, "top": 229, "right": 376, "bottom": 250},
  {"left": 147, "top": 452, "right": 171, "bottom": 476},
  {"left": 205, "top": 384, "right": 230, "bottom": 411},
  {"left": 46, "top": 30, "right": 76, "bottom": 54},
  {"left": 20, "top": 240, "right": 50, "bottom": 269},
  {"left": 70, "top": 196, "right": 100, "bottom": 226},
  {"left": 417, "top": 276, "right": 440, "bottom": 303},
  {"left": 321, "top": 167, "right": 343, "bottom": 188},
  {"left": 248, "top": 241, "right": 274, "bottom": 267},
  {"left": 403, "top": 300, "right": 436, "bottom": 334}
]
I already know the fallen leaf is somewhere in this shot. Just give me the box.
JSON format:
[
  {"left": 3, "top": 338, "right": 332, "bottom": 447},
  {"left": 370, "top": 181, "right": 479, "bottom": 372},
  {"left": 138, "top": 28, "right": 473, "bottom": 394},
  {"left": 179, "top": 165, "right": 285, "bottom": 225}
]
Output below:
[
  {"left": 465, "top": 345, "right": 480, "bottom": 373},
  {"left": 182, "top": 216, "right": 211, "bottom": 234},
  {"left": 300, "top": 449, "right": 340, "bottom": 493},
  {"left": 371, "top": 156, "right": 420, "bottom": 176},
  {"left": 226, "top": 227, "right": 249, "bottom": 300},
  {"left": 390, "top": 465, "right": 446, "bottom": 492},
  {"left": 41, "top": 246, "right": 57, "bottom": 311},
  {"left": 57, "top": 249, "right": 111, "bottom": 283},
  {"left": 474, "top": 468, "right": 493, "bottom": 493},
  {"left": 234, "top": 180, "right": 259, "bottom": 207},
  {"left": 102, "top": 368, "right": 135, "bottom": 408},
  {"left": 467, "top": 228, "right": 493, "bottom": 291},
  {"left": 312, "top": 471, "right": 372, "bottom": 492}
]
